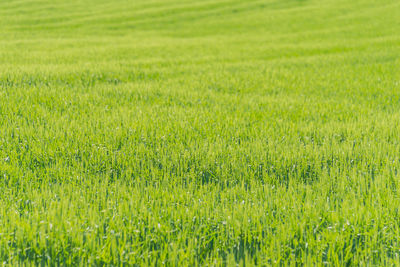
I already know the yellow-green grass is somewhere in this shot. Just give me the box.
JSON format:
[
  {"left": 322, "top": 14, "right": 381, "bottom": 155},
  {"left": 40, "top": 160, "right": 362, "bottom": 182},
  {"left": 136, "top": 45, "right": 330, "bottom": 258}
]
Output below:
[{"left": 1, "top": 0, "right": 400, "bottom": 265}]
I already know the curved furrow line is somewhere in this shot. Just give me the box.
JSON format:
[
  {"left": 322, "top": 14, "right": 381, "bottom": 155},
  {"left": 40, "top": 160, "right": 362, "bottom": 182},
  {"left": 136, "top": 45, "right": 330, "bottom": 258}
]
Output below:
[
  {"left": 2, "top": 0, "right": 276, "bottom": 34},
  {"left": 75, "top": 0, "right": 290, "bottom": 31}
]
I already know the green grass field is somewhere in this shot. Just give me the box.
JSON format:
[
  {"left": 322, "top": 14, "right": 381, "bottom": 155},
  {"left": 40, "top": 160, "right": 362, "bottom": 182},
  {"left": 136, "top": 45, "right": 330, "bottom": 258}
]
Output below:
[{"left": 1, "top": 0, "right": 400, "bottom": 265}]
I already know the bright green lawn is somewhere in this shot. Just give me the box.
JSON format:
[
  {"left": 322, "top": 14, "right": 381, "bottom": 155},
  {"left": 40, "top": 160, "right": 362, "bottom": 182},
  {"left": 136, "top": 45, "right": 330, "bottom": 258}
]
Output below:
[{"left": 1, "top": 0, "right": 400, "bottom": 265}]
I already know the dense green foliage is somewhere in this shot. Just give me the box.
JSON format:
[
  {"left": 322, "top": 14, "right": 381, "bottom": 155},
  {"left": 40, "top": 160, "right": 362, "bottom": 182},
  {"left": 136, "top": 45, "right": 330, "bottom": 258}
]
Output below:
[{"left": 1, "top": 0, "right": 400, "bottom": 265}]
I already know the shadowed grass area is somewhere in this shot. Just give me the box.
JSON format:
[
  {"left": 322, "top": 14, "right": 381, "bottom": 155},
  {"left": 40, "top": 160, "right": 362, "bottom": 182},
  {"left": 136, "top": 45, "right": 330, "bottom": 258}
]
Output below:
[{"left": 1, "top": 0, "right": 400, "bottom": 265}]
